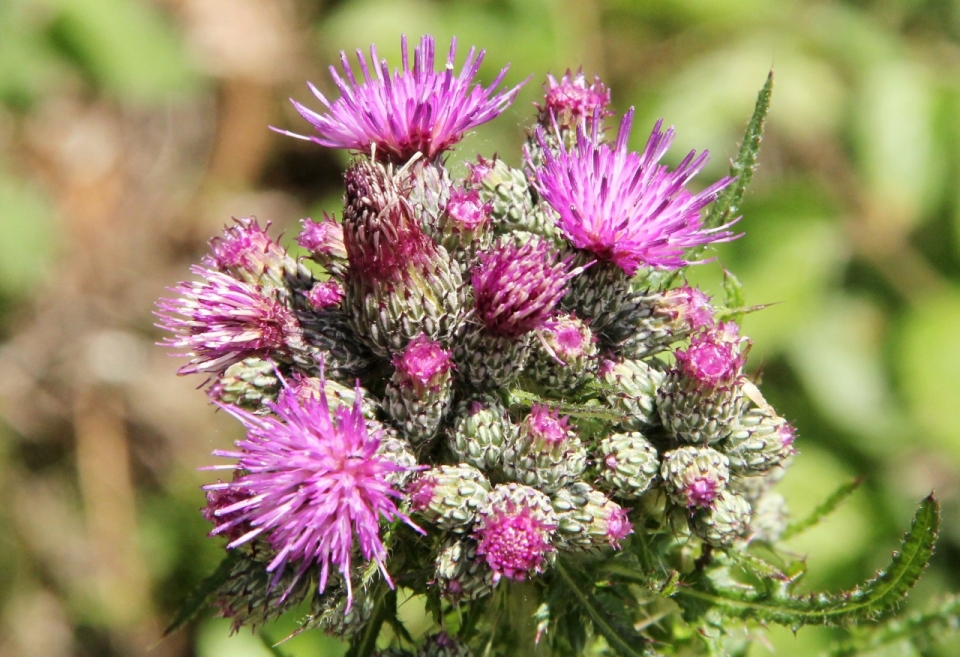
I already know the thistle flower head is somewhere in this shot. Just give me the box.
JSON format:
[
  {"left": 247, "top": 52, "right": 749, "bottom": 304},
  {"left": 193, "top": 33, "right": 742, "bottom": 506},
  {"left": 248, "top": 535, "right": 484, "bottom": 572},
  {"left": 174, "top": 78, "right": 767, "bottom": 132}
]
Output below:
[
  {"left": 541, "top": 315, "right": 595, "bottom": 363},
  {"left": 392, "top": 334, "right": 454, "bottom": 393},
  {"left": 445, "top": 187, "right": 490, "bottom": 231},
  {"left": 205, "top": 383, "right": 419, "bottom": 607},
  {"left": 474, "top": 484, "right": 558, "bottom": 583},
  {"left": 530, "top": 110, "right": 737, "bottom": 275},
  {"left": 471, "top": 240, "right": 576, "bottom": 338},
  {"left": 304, "top": 281, "right": 344, "bottom": 309},
  {"left": 298, "top": 215, "right": 347, "bottom": 260},
  {"left": 156, "top": 266, "right": 295, "bottom": 375},
  {"left": 537, "top": 69, "right": 611, "bottom": 129},
  {"left": 604, "top": 505, "right": 633, "bottom": 547},
  {"left": 675, "top": 325, "right": 746, "bottom": 390},
  {"left": 343, "top": 159, "right": 439, "bottom": 283},
  {"left": 276, "top": 35, "right": 525, "bottom": 163},
  {"left": 661, "top": 446, "right": 730, "bottom": 510},
  {"left": 659, "top": 285, "right": 715, "bottom": 330},
  {"left": 523, "top": 404, "right": 572, "bottom": 448},
  {"left": 206, "top": 217, "right": 288, "bottom": 281}
]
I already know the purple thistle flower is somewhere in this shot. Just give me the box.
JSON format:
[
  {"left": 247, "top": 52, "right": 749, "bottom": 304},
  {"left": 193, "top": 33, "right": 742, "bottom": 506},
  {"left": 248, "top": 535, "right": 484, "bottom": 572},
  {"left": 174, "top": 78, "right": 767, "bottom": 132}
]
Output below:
[
  {"left": 530, "top": 109, "right": 738, "bottom": 275},
  {"left": 391, "top": 334, "right": 454, "bottom": 394},
  {"left": 206, "top": 217, "right": 287, "bottom": 278},
  {"left": 675, "top": 324, "right": 746, "bottom": 390},
  {"left": 304, "top": 281, "right": 345, "bottom": 310},
  {"left": 524, "top": 404, "right": 571, "bottom": 447},
  {"left": 686, "top": 478, "right": 722, "bottom": 509},
  {"left": 445, "top": 187, "right": 490, "bottom": 231},
  {"left": 604, "top": 504, "right": 633, "bottom": 547},
  {"left": 474, "top": 484, "right": 558, "bottom": 583},
  {"left": 156, "top": 266, "right": 296, "bottom": 375},
  {"left": 298, "top": 215, "right": 347, "bottom": 260},
  {"left": 537, "top": 69, "right": 611, "bottom": 128},
  {"left": 471, "top": 240, "right": 577, "bottom": 338},
  {"left": 205, "top": 384, "right": 420, "bottom": 606},
  {"left": 659, "top": 285, "right": 715, "bottom": 331},
  {"left": 275, "top": 35, "right": 526, "bottom": 163}
]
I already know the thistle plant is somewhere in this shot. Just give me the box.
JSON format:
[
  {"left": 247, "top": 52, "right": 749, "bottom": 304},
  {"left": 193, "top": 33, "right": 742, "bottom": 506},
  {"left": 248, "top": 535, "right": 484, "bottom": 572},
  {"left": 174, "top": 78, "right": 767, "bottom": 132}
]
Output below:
[{"left": 159, "top": 35, "right": 945, "bottom": 657}]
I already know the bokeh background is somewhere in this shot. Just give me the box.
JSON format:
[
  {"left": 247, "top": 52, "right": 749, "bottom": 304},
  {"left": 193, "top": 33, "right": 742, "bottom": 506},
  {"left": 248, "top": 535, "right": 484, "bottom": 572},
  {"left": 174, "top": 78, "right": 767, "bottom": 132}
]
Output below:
[{"left": 2, "top": 0, "right": 960, "bottom": 655}]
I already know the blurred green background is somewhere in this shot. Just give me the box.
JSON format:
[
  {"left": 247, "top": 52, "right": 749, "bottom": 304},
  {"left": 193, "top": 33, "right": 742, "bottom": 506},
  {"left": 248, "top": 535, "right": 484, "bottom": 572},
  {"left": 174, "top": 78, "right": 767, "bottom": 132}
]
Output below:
[{"left": 1, "top": 0, "right": 960, "bottom": 655}]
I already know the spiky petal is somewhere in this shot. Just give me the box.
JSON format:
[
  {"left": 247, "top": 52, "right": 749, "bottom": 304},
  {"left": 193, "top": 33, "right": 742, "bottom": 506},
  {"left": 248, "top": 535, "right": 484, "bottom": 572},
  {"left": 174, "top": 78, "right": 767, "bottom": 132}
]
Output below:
[
  {"left": 471, "top": 240, "right": 576, "bottom": 338},
  {"left": 156, "top": 266, "right": 297, "bottom": 375},
  {"left": 204, "top": 385, "right": 420, "bottom": 607},
  {"left": 276, "top": 35, "right": 526, "bottom": 163},
  {"left": 530, "top": 110, "right": 737, "bottom": 275}
]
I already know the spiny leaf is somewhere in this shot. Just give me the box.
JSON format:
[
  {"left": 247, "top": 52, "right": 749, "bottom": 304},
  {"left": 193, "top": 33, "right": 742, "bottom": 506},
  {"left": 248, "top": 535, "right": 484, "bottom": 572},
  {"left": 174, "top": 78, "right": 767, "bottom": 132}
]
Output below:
[
  {"left": 509, "top": 389, "right": 626, "bottom": 421},
  {"left": 781, "top": 478, "right": 863, "bottom": 541},
  {"left": 163, "top": 550, "right": 241, "bottom": 636},
  {"left": 703, "top": 70, "right": 774, "bottom": 231},
  {"left": 828, "top": 594, "right": 960, "bottom": 657},
  {"left": 721, "top": 268, "right": 746, "bottom": 310},
  {"left": 673, "top": 495, "right": 939, "bottom": 628},
  {"left": 555, "top": 559, "right": 649, "bottom": 657}
]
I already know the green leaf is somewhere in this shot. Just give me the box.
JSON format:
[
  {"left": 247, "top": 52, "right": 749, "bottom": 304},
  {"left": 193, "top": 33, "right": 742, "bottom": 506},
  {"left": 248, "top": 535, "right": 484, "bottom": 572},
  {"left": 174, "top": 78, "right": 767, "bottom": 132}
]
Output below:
[
  {"left": 828, "top": 594, "right": 960, "bottom": 657},
  {"left": 703, "top": 70, "right": 774, "bottom": 231},
  {"left": 345, "top": 587, "right": 394, "bottom": 657},
  {"left": 673, "top": 495, "right": 939, "bottom": 628},
  {"left": 721, "top": 268, "right": 746, "bottom": 310},
  {"left": 555, "top": 559, "right": 649, "bottom": 657},
  {"left": 509, "top": 389, "right": 626, "bottom": 422},
  {"left": 780, "top": 478, "right": 863, "bottom": 541},
  {"left": 163, "top": 550, "right": 241, "bottom": 637}
]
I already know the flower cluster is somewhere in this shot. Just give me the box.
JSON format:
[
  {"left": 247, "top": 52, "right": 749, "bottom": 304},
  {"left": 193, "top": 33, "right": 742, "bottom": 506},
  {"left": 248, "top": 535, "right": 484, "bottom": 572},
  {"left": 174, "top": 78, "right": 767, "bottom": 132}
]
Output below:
[{"left": 157, "top": 34, "right": 797, "bottom": 653}]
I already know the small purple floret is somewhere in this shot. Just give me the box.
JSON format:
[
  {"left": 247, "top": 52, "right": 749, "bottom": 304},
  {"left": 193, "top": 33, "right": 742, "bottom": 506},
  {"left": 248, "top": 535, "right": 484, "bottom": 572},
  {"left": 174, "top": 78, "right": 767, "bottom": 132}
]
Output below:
[
  {"left": 530, "top": 110, "right": 738, "bottom": 275},
  {"left": 605, "top": 505, "right": 633, "bottom": 547},
  {"left": 446, "top": 187, "right": 489, "bottom": 231},
  {"left": 156, "top": 266, "right": 295, "bottom": 376},
  {"left": 475, "top": 505, "right": 554, "bottom": 582},
  {"left": 661, "top": 285, "right": 714, "bottom": 330},
  {"left": 686, "top": 478, "right": 720, "bottom": 509},
  {"left": 206, "top": 217, "right": 286, "bottom": 276},
  {"left": 525, "top": 404, "right": 569, "bottom": 447},
  {"left": 276, "top": 35, "right": 526, "bottom": 163},
  {"left": 538, "top": 69, "right": 611, "bottom": 126},
  {"left": 675, "top": 327, "right": 745, "bottom": 390},
  {"left": 305, "top": 281, "right": 344, "bottom": 309},
  {"left": 392, "top": 334, "right": 453, "bottom": 392},
  {"left": 205, "top": 384, "right": 419, "bottom": 607},
  {"left": 472, "top": 240, "right": 575, "bottom": 338},
  {"left": 298, "top": 215, "right": 347, "bottom": 259}
]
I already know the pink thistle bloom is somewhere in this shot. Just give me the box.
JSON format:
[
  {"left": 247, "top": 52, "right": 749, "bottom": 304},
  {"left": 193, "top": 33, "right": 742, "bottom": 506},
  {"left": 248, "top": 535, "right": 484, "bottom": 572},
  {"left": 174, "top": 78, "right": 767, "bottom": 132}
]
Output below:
[
  {"left": 275, "top": 35, "right": 526, "bottom": 163},
  {"left": 205, "top": 385, "right": 420, "bottom": 607},
  {"left": 474, "top": 484, "right": 558, "bottom": 583},
  {"left": 660, "top": 285, "right": 714, "bottom": 331},
  {"left": 206, "top": 217, "right": 287, "bottom": 278},
  {"left": 779, "top": 423, "right": 797, "bottom": 448},
  {"left": 297, "top": 215, "right": 347, "bottom": 260},
  {"left": 530, "top": 109, "right": 738, "bottom": 275},
  {"left": 467, "top": 155, "right": 495, "bottom": 187},
  {"left": 156, "top": 266, "right": 296, "bottom": 375},
  {"left": 472, "top": 240, "right": 577, "bottom": 338},
  {"left": 445, "top": 187, "right": 490, "bottom": 231},
  {"left": 686, "top": 477, "right": 721, "bottom": 509},
  {"left": 391, "top": 334, "right": 453, "bottom": 394},
  {"left": 604, "top": 504, "right": 633, "bottom": 547},
  {"left": 304, "top": 281, "right": 345, "bottom": 309},
  {"left": 537, "top": 69, "right": 611, "bottom": 127},
  {"left": 675, "top": 326, "right": 746, "bottom": 390},
  {"left": 524, "top": 404, "right": 571, "bottom": 447}
]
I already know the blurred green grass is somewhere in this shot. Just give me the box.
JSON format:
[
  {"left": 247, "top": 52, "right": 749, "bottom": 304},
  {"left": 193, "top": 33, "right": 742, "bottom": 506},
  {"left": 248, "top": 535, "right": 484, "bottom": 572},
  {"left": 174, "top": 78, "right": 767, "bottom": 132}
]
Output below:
[{"left": 2, "top": 0, "right": 960, "bottom": 655}]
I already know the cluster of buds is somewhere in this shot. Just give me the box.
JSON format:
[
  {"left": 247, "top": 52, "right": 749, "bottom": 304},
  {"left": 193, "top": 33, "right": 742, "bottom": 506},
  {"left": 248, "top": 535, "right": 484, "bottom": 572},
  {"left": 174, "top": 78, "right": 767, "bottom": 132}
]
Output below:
[{"left": 157, "top": 34, "right": 796, "bottom": 650}]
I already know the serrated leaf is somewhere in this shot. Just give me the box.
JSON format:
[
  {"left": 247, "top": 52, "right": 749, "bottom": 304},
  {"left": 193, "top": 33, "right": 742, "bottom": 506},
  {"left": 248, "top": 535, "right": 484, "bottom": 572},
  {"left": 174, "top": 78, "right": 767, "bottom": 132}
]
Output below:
[
  {"left": 722, "top": 268, "right": 746, "bottom": 310},
  {"left": 781, "top": 477, "right": 863, "bottom": 541},
  {"left": 703, "top": 70, "right": 774, "bottom": 231},
  {"left": 673, "top": 495, "right": 939, "bottom": 628},
  {"left": 163, "top": 550, "right": 241, "bottom": 636},
  {"left": 509, "top": 389, "right": 626, "bottom": 421},
  {"left": 556, "top": 559, "right": 649, "bottom": 657},
  {"left": 828, "top": 594, "right": 960, "bottom": 657}
]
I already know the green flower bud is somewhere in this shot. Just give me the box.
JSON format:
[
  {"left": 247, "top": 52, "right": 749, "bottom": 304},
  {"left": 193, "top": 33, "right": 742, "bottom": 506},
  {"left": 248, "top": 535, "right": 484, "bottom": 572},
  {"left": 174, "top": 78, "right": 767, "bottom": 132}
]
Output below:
[
  {"left": 435, "top": 538, "right": 497, "bottom": 602},
  {"left": 597, "top": 432, "right": 660, "bottom": 500},
  {"left": 749, "top": 491, "right": 789, "bottom": 544},
  {"left": 551, "top": 483, "right": 633, "bottom": 551},
  {"left": 661, "top": 446, "right": 730, "bottom": 510},
  {"left": 408, "top": 465, "right": 491, "bottom": 532},
  {"left": 692, "top": 491, "right": 752, "bottom": 546},
  {"left": 212, "top": 358, "right": 280, "bottom": 410},
  {"left": 725, "top": 408, "right": 797, "bottom": 475},
  {"left": 501, "top": 405, "right": 587, "bottom": 494},
  {"left": 527, "top": 314, "right": 598, "bottom": 393},
  {"left": 598, "top": 356, "right": 664, "bottom": 431},
  {"left": 449, "top": 395, "right": 518, "bottom": 472}
]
